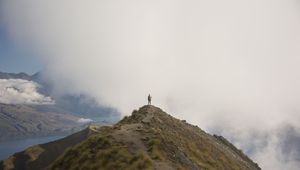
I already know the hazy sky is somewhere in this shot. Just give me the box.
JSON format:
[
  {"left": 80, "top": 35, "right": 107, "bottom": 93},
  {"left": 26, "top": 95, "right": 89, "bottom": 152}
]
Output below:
[
  {"left": 1, "top": 0, "right": 300, "bottom": 169},
  {"left": 0, "top": 26, "right": 42, "bottom": 74}
]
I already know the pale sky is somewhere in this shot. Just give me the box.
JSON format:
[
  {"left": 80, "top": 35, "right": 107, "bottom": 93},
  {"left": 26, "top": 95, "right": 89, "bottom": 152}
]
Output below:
[{"left": 0, "top": 25, "right": 42, "bottom": 74}]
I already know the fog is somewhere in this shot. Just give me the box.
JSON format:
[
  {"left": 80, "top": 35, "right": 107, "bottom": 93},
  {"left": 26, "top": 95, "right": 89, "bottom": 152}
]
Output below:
[{"left": 1, "top": 0, "right": 300, "bottom": 169}]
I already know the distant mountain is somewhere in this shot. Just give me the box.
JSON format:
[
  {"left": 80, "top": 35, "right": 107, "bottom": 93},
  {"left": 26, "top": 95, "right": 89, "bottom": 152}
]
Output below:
[
  {"left": 0, "top": 72, "right": 32, "bottom": 81},
  {"left": 1, "top": 105, "right": 261, "bottom": 170},
  {"left": 0, "top": 103, "right": 87, "bottom": 142},
  {"left": 0, "top": 71, "right": 120, "bottom": 121},
  {"left": 0, "top": 71, "right": 120, "bottom": 142}
]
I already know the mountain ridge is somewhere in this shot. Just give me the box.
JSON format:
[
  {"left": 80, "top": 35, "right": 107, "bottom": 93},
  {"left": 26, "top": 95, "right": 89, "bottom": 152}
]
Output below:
[
  {"left": 0, "top": 70, "right": 120, "bottom": 120},
  {"left": 49, "top": 105, "right": 261, "bottom": 170},
  {"left": 0, "top": 72, "right": 33, "bottom": 81},
  {"left": 0, "top": 71, "right": 120, "bottom": 142},
  {"left": 0, "top": 105, "right": 261, "bottom": 170},
  {"left": 0, "top": 103, "right": 86, "bottom": 142},
  {"left": 0, "top": 126, "right": 97, "bottom": 170}
]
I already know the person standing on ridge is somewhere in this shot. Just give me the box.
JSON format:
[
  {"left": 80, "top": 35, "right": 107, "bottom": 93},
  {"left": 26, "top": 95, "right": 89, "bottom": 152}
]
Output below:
[{"left": 148, "top": 94, "right": 152, "bottom": 105}]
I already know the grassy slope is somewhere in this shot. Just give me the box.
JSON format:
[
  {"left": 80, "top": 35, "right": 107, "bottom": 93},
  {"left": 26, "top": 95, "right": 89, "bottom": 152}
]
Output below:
[
  {"left": 49, "top": 105, "right": 261, "bottom": 170},
  {"left": 0, "top": 127, "right": 95, "bottom": 170}
]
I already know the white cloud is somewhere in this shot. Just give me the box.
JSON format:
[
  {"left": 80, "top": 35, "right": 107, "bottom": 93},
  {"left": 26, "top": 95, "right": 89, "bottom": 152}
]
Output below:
[
  {"left": 1, "top": 0, "right": 300, "bottom": 169},
  {"left": 0, "top": 79, "right": 54, "bottom": 105},
  {"left": 77, "top": 118, "right": 93, "bottom": 124}
]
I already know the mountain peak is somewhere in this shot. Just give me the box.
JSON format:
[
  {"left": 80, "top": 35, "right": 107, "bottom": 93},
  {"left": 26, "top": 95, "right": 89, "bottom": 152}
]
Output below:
[
  {"left": 48, "top": 105, "right": 261, "bottom": 170},
  {"left": 118, "top": 105, "right": 166, "bottom": 124},
  {"left": 1, "top": 105, "right": 261, "bottom": 170},
  {"left": 0, "top": 71, "right": 33, "bottom": 80}
]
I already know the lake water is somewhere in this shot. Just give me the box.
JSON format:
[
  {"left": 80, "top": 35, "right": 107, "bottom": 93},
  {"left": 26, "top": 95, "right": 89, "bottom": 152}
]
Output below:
[
  {"left": 0, "top": 116, "right": 121, "bottom": 161},
  {"left": 0, "top": 135, "right": 66, "bottom": 161}
]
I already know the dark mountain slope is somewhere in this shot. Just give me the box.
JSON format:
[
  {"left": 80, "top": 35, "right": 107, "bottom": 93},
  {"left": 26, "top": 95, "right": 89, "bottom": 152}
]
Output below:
[
  {"left": 49, "top": 105, "right": 261, "bottom": 170},
  {"left": 1, "top": 105, "right": 261, "bottom": 170},
  {"left": 0, "top": 126, "right": 99, "bottom": 170},
  {"left": 0, "top": 72, "right": 32, "bottom": 80}
]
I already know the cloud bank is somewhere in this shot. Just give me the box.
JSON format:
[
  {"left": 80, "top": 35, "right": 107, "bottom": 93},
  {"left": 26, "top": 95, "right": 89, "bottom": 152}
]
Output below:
[
  {"left": 0, "top": 79, "right": 54, "bottom": 105},
  {"left": 1, "top": 0, "right": 300, "bottom": 169}
]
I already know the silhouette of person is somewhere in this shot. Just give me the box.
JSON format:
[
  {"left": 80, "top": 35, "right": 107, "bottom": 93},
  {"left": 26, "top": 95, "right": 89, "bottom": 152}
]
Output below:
[{"left": 148, "top": 94, "right": 152, "bottom": 105}]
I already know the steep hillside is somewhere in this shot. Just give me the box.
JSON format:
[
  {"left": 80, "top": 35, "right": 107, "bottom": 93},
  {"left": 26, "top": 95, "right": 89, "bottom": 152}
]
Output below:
[
  {"left": 0, "top": 103, "right": 86, "bottom": 141},
  {"left": 1, "top": 105, "right": 261, "bottom": 170},
  {"left": 49, "top": 105, "right": 260, "bottom": 170},
  {"left": 0, "top": 126, "right": 98, "bottom": 170}
]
